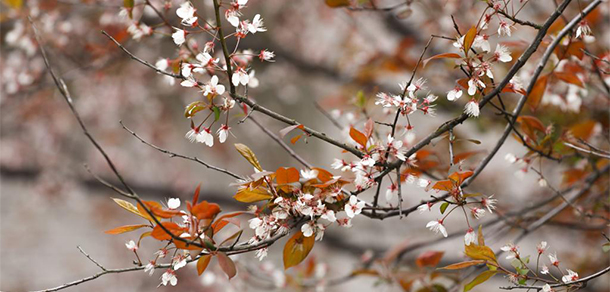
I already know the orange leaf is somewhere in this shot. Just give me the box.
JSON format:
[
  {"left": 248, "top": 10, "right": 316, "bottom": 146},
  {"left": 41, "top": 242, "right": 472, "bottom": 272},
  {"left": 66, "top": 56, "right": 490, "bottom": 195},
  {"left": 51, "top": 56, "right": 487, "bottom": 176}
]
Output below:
[
  {"left": 439, "top": 260, "right": 485, "bottom": 270},
  {"left": 423, "top": 53, "right": 462, "bottom": 67},
  {"left": 211, "top": 211, "right": 245, "bottom": 234},
  {"left": 416, "top": 251, "right": 445, "bottom": 268},
  {"left": 283, "top": 231, "right": 315, "bottom": 269},
  {"left": 217, "top": 252, "right": 237, "bottom": 279},
  {"left": 463, "top": 26, "right": 477, "bottom": 54},
  {"left": 448, "top": 171, "right": 473, "bottom": 185},
  {"left": 197, "top": 255, "right": 212, "bottom": 276},
  {"left": 104, "top": 224, "right": 149, "bottom": 234},
  {"left": 349, "top": 127, "right": 368, "bottom": 147},
  {"left": 276, "top": 167, "right": 300, "bottom": 185},
  {"left": 569, "top": 120, "right": 597, "bottom": 141},
  {"left": 290, "top": 135, "right": 302, "bottom": 144},
  {"left": 517, "top": 116, "right": 546, "bottom": 132},
  {"left": 554, "top": 72, "right": 583, "bottom": 88},
  {"left": 192, "top": 183, "right": 201, "bottom": 205},
  {"left": 233, "top": 187, "right": 272, "bottom": 203},
  {"left": 191, "top": 201, "right": 221, "bottom": 220},
  {"left": 453, "top": 151, "right": 484, "bottom": 164},
  {"left": 312, "top": 167, "right": 334, "bottom": 183},
  {"left": 112, "top": 198, "right": 148, "bottom": 220},
  {"left": 432, "top": 180, "right": 454, "bottom": 192},
  {"left": 151, "top": 222, "right": 185, "bottom": 241},
  {"left": 325, "top": 0, "right": 350, "bottom": 7},
  {"left": 464, "top": 244, "right": 497, "bottom": 263},
  {"left": 526, "top": 75, "right": 548, "bottom": 111}
]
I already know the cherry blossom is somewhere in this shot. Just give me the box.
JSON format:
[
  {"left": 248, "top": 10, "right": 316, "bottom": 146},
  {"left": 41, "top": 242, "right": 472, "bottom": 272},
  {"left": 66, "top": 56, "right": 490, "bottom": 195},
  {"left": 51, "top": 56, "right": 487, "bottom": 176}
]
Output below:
[
  {"left": 537, "top": 241, "right": 548, "bottom": 254},
  {"left": 125, "top": 240, "right": 138, "bottom": 251},
  {"left": 493, "top": 44, "right": 513, "bottom": 63},
  {"left": 176, "top": 1, "right": 198, "bottom": 26},
  {"left": 481, "top": 195, "right": 497, "bottom": 213},
  {"left": 217, "top": 124, "right": 231, "bottom": 143},
  {"left": 144, "top": 261, "right": 155, "bottom": 276},
  {"left": 498, "top": 20, "right": 512, "bottom": 36},
  {"left": 447, "top": 87, "right": 463, "bottom": 101},
  {"left": 344, "top": 196, "right": 364, "bottom": 218},
  {"left": 561, "top": 269, "right": 579, "bottom": 283},
  {"left": 167, "top": 198, "right": 181, "bottom": 209},
  {"left": 426, "top": 220, "right": 447, "bottom": 237},
  {"left": 172, "top": 29, "right": 187, "bottom": 46},
  {"left": 473, "top": 35, "right": 490, "bottom": 52},
  {"left": 203, "top": 75, "right": 225, "bottom": 97},
  {"left": 575, "top": 20, "right": 591, "bottom": 38},
  {"left": 464, "top": 228, "right": 476, "bottom": 245},
  {"left": 464, "top": 99, "right": 480, "bottom": 117},
  {"left": 160, "top": 269, "right": 178, "bottom": 286},
  {"left": 232, "top": 67, "right": 249, "bottom": 86},
  {"left": 542, "top": 284, "right": 553, "bottom": 292},
  {"left": 259, "top": 50, "right": 275, "bottom": 62},
  {"left": 549, "top": 252, "right": 559, "bottom": 266},
  {"left": 247, "top": 14, "right": 266, "bottom": 34}
]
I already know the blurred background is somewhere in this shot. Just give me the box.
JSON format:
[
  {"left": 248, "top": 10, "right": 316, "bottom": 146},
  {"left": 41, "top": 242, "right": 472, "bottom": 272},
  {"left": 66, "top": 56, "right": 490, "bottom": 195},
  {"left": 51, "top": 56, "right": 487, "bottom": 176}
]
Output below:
[{"left": 1, "top": 0, "right": 609, "bottom": 291}]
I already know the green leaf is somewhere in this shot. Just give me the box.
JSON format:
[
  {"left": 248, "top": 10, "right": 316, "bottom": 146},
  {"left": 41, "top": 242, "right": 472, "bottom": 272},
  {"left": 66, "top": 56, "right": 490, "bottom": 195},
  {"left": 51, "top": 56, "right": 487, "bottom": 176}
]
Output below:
[
  {"left": 602, "top": 243, "right": 610, "bottom": 253},
  {"left": 440, "top": 202, "right": 449, "bottom": 214},
  {"left": 213, "top": 106, "right": 221, "bottom": 121},
  {"left": 464, "top": 270, "right": 496, "bottom": 292},
  {"left": 355, "top": 90, "right": 366, "bottom": 108}
]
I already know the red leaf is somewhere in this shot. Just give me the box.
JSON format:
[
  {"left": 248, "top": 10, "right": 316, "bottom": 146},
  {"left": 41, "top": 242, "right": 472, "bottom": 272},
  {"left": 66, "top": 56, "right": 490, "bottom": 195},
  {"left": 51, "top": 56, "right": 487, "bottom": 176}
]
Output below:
[
  {"left": 217, "top": 252, "right": 237, "bottom": 279},
  {"left": 191, "top": 201, "right": 221, "bottom": 220},
  {"left": 151, "top": 222, "right": 185, "bottom": 241},
  {"left": 416, "top": 251, "right": 445, "bottom": 268},
  {"left": 554, "top": 72, "right": 584, "bottom": 88},
  {"left": 463, "top": 26, "right": 477, "bottom": 54},
  {"left": 192, "top": 183, "right": 201, "bottom": 206},
  {"left": 526, "top": 75, "right": 548, "bottom": 111}
]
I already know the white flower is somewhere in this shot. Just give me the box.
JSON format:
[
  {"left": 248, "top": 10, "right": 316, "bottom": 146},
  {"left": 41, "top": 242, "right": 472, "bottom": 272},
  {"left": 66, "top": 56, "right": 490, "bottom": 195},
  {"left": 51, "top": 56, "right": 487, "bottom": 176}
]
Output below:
[
  {"left": 481, "top": 195, "right": 497, "bottom": 213},
  {"left": 248, "top": 70, "right": 259, "bottom": 88},
  {"left": 473, "top": 35, "right": 490, "bottom": 52},
  {"left": 464, "top": 228, "right": 476, "bottom": 245},
  {"left": 575, "top": 20, "right": 591, "bottom": 38},
  {"left": 255, "top": 247, "right": 268, "bottom": 261},
  {"left": 185, "top": 127, "right": 204, "bottom": 143},
  {"left": 155, "top": 58, "right": 169, "bottom": 71},
  {"left": 247, "top": 14, "right": 266, "bottom": 33},
  {"left": 505, "top": 153, "right": 517, "bottom": 163},
  {"left": 167, "top": 198, "right": 181, "bottom": 209},
  {"left": 426, "top": 220, "right": 447, "bottom": 237},
  {"left": 259, "top": 50, "right": 275, "bottom": 62},
  {"left": 144, "top": 261, "right": 155, "bottom": 276},
  {"left": 173, "top": 256, "right": 188, "bottom": 270},
  {"left": 231, "top": 67, "right": 249, "bottom": 86},
  {"left": 417, "top": 178, "right": 430, "bottom": 188},
  {"left": 172, "top": 29, "right": 187, "bottom": 46},
  {"left": 562, "top": 269, "right": 579, "bottom": 283},
  {"left": 200, "top": 127, "right": 214, "bottom": 147},
  {"left": 464, "top": 99, "right": 480, "bottom": 117},
  {"left": 176, "top": 1, "right": 198, "bottom": 26},
  {"left": 542, "top": 284, "right": 553, "bottom": 292},
  {"left": 537, "top": 241, "right": 548, "bottom": 254},
  {"left": 217, "top": 124, "right": 230, "bottom": 143},
  {"left": 498, "top": 20, "right": 512, "bottom": 36},
  {"left": 385, "top": 184, "right": 398, "bottom": 202},
  {"left": 538, "top": 178, "right": 548, "bottom": 187},
  {"left": 180, "top": 77, "right": 198, "bottom": 87},
  {"left": 549, "top": 252, "right": 559, "bottom": 266},
  {"left": 501, "top": 243, "right": 519, "bottom": 259},
  {"left": 300, "top": 169, "right": 319, "bottom": 180},
  {"left": 321, "top": 210, "right": 336, "bottom": 222},
  {"left": 301, "top": 222, "right": 314, "bottom": 237},
  {"left": 494, "top": 44, "right": 513, "bottom": 63},
  {"left": 344, "top": 196, "right": 365, "bottom": 218},
  {"left": 471, "top": 207, "right": 485, "bottom": 219},
  {"left": 203, "top": 75, "right": 225, "bottom": 97},
  {"left": 447, "top": 87, "right": 463, "bottom": 101},
  {"left": 125, "top": 240, "right": 138, "bottom": 251},
  {"left": 337, "top": 217, "right": 352, "bottom": 228},
  {"left": 418, "top": 203, "right": 432, "bottom": 213},
  {"left": 541, "top": 265, "right": 549, "bottom": 274},
  {"left": 160, "top": 269, "right": 178, "bottom": 286}
]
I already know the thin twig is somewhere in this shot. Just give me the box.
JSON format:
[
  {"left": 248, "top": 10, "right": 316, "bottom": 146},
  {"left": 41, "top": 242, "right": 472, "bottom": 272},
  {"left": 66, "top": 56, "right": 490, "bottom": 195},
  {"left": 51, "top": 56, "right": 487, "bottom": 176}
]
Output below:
[{"left": 77, "top": 246, "right": 106, "bottom": 271}]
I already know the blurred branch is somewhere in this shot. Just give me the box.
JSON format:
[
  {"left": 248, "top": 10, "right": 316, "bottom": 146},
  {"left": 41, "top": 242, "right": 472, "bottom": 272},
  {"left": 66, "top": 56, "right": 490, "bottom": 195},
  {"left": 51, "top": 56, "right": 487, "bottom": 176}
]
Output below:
[{"left": 500, "top": 265, "right": 610, "bottom": 290}]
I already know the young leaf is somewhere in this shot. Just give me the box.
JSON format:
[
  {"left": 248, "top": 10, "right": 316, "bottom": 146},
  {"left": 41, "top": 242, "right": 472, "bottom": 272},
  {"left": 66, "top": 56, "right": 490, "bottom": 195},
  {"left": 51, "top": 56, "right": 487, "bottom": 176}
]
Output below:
[
  {"left": 104, "top": 224, "right": 149, "bottom": 235},
  {"left": 463, "top": 26, "right": 477, "bottom": 54},
  {"left": 349, "top": 127, "right": 368, "bottom": 147},
  {"left": 464, "top": 270, "right": 496, "bottom": 291},
  {"left": 276, "top": 167, "right": 300, "bottom": 185},
  {"left": 212, "top": 106, "right": 221, "bottom": 121},
  {"left": 217, "top": 252, "right": 237, "bottom": 279},
  {"left": 465, "top": 244, "right": 497, "bottom": 263},
  {"left": 416, "top": 251, "right": 445, "bottom": 268},
  {"left": 197, "top": 255, "right": 212, "bottom": 276},
  {"left": 191, "top": 201, "right": 221, "bottom": 220},
  {"left": 234, "top": 143, "right": 263, "bottom": 171},
  {"left": 192, "top": 183, "right": 201, "bottom": 206},
  {"left": 477, "top": 225, "right": 485, "bottom": 246},
  {"left": 112, "top": 198, "right": 148, "bottom": 220},
  {"left": 526, "top": 75, "right": 548, "bottom": 111},
  {"left": 233, "top": 187, "right": 272, "bottom": 203},
  {"left": 184, "top": 101, "right": 206, "bottom": 118},
  {"left": 151, "top": 222, "right": 185, "bottom": 241},
  {"left": 440, "top": 202, "right": 449, "bottom": 214},
  {"left": 439, "top": 260, "right": 485, "bottom": 270},
  {"left": 283, "top": 231, "right": 315, "bottom": 269},
  {"left": 554, "top": 72, "right": 584, "bottom": 88},
  {"left": 423, "top": 53, "right": 462, "bottom": 67}
]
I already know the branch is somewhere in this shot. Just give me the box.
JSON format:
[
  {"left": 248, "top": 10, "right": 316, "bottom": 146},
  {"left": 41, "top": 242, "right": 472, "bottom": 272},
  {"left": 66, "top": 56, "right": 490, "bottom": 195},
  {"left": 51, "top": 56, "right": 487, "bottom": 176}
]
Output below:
[
  {"left": 500, "top": 265, "right": 610, "bottom": 291},
  {"left": 119, "top": 121, "right": 245, "bottom": 180}
]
